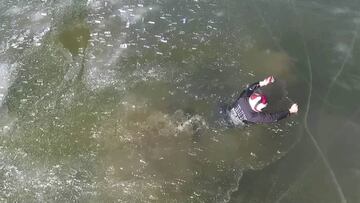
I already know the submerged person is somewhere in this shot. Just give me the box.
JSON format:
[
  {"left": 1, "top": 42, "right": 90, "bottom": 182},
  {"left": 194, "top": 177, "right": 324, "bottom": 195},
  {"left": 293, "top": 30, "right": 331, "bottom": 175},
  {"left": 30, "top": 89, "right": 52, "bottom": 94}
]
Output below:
[{"left": 225, "top": 76, "right": 298, "bottom": 126}]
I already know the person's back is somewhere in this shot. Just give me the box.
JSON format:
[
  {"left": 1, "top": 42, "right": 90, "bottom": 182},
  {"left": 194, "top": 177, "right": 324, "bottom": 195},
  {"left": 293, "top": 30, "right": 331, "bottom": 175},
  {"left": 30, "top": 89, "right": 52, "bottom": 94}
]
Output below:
[{"left": 227, "top": 76, "right": 298, "bottom": 126}]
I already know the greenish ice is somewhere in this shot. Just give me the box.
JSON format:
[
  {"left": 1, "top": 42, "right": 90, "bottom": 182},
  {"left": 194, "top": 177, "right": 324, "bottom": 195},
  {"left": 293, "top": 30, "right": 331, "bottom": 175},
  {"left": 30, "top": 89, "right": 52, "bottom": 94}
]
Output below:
[{"left": 0, "top": 0, "right": 359, "bottom": 202}]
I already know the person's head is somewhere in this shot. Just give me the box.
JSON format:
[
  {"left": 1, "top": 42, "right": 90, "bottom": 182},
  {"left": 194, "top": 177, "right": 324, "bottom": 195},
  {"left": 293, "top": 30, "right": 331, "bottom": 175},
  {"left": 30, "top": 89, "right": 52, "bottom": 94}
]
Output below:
[{"left": 249, "top": 93, "right": 268, "bottom": 112}]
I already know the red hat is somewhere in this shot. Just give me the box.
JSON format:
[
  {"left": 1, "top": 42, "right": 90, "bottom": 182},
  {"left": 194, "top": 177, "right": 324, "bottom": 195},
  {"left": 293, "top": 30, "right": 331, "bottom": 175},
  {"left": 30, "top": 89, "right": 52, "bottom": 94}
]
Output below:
[{"left": 249, "top": 93, "right": 268, "bottom": 112}]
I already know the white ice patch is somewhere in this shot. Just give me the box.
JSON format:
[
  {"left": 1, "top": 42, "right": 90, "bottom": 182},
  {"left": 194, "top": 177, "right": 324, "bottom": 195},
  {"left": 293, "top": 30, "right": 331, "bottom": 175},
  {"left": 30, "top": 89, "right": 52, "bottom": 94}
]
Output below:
[
  {"left": 331, "top": 7, "right": 351, "bottom": 15},
  {"left": 117, "top": 5, "right": 160, "bottom": 27},
  {"left": 132, "top": 66, "right": 166, "bottom": 82},
  {"left": 84, "top": 35, "right": 127, "bottom": 90},
  {"left": 31, "top": 11, "right": 48, "bottom": 22},
  {"left": 0, "top": 63, "right": 16, "bottom": 106},
  {"left": 83, "top": 2, "right": 160, "bottom": 91},
  {"left": 353, "top": 18, "right": 360, "bottom": 26},
  {"left": 176, "top": 114, "right": 207, "bottom": 132},
  {"left": 334, "top": 42, "right": 353, "bottom": 59},
  {"left": 4, "top": 5, "right": 23, "bottom": 16},
  {"left": 3, "top": 4, "right": 52, "bottom": 50},
  {"left": 85, "top": 67, "right": 118, "bottom": 90},
  {"left": 0, "top": 150, "right": 97, "bottom": 201},
  {"left": 87, "top": 0, "right": 103, "bottom": 9},
  {"left": 33, "top": 27, "right": 50, "bottom": 47}
]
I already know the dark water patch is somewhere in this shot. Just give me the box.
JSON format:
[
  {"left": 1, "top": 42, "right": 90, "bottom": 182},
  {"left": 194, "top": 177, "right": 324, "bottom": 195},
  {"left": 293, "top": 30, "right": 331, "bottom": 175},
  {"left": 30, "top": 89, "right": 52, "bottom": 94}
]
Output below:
[
  {"left": 58, "top": 24, "right": 90, "bottom": 56},
  {"left": 57, "top": 3, "right": 90, "bottom": 56}
]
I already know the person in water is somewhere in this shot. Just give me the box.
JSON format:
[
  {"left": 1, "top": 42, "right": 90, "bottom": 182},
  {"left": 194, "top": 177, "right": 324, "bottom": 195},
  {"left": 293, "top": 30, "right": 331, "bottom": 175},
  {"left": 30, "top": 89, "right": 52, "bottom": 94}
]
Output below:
[{"left": 226, "top": 76, "right": 298, "bottom": 125}]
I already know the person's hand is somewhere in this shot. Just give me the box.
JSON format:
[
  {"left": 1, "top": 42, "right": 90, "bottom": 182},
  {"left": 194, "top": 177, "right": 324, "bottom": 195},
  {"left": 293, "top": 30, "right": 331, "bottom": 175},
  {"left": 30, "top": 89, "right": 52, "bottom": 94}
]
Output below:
[
  {"left": 259, "top": 76, "right": 275, "bottom": 87},
  {"left": 289, "top": 103, "right": 298, "bottom": 114}
]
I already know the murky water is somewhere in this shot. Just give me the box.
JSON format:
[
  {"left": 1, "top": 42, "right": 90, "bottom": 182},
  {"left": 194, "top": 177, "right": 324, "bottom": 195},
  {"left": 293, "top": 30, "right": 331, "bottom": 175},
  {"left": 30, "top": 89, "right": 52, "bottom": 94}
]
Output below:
[{"left": 0, "top": 0, "right": 359, "bottom": 202}]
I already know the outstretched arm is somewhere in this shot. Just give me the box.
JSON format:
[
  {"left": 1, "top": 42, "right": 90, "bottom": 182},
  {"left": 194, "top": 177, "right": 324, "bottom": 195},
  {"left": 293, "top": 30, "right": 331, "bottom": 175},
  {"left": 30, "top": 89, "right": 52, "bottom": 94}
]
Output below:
[
  {"left": 251, "top": 110, "right": 290, "bottom": 123},
  {"left": 250, "top": 103, "right": 298, "bottom": 123},
  {"left": 237, "top": 76, "right": 275, "bottom": 99}
]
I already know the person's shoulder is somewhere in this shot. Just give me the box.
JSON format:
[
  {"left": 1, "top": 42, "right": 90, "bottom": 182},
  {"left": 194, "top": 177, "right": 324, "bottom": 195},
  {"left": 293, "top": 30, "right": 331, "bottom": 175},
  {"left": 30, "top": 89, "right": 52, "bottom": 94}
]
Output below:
[{"left": 238, "top": 96, "right": 249, "bottom": 102}]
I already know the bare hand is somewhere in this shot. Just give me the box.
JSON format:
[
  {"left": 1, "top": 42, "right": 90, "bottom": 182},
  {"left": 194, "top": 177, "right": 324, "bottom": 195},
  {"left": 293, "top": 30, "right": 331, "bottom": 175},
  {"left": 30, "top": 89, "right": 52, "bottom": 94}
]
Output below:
[
  {"left": 259, "top": 76, "right": 275, "bottom": 87},
  {"left": 289, "top": 103, "right": 298, "bottom": 114}
]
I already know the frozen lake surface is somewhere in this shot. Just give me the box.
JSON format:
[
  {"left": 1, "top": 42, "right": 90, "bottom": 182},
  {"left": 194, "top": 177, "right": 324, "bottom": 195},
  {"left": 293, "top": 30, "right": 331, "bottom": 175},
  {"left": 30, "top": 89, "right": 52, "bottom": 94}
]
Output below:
[{"left": 0, "top": 0, "right": 359, "bottom": 202}]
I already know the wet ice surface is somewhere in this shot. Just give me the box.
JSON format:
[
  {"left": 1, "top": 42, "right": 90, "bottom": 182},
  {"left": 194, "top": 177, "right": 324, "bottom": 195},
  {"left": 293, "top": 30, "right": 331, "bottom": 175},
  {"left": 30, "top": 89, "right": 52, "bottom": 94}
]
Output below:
[{"left": 1, "top": 0, "right": 360, "bottom": 202}]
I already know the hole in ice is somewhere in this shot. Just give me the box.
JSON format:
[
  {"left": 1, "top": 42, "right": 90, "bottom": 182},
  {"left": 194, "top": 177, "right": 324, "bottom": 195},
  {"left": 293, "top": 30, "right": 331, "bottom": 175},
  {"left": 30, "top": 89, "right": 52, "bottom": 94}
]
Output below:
[{"left": 58, "top": 24, "right": 90, "bottom": 56}]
